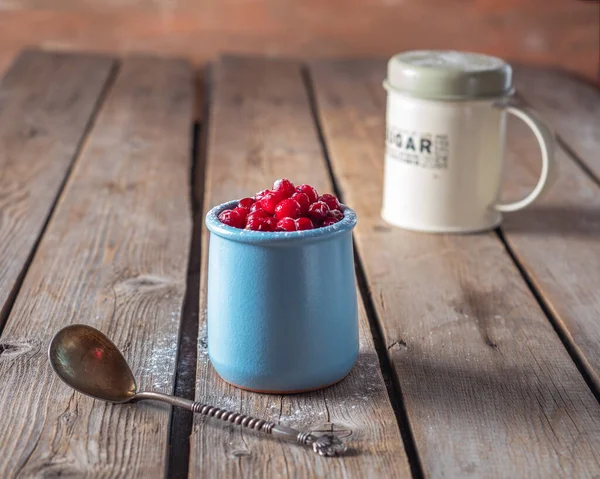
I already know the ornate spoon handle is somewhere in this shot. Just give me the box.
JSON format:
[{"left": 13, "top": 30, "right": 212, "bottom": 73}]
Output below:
[{"left": 135, "top": 391, "right": 347, "bottom": 456}]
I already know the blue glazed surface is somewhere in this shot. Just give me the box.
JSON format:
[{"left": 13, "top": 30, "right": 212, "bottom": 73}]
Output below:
[{"left": 206, "top": 200, "right": 359, "bottom": 392}]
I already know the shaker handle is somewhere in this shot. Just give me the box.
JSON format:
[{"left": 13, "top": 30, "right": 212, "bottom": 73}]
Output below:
[{"left": 494, "top": 105, "right": 557, "bottom": 213}]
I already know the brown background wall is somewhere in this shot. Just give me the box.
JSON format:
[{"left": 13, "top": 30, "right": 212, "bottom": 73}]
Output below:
[{"left": 0, "top": 0, "right": 598, "bottom": 77}]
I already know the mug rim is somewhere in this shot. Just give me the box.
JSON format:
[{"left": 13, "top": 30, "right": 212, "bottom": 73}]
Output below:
[{"left": 206, "top": 199, "right": 357, "bottom": 244}]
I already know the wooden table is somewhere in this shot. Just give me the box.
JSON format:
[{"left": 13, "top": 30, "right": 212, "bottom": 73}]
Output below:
[{"left": 1, "top": 50, "right": 599, "bottom": 478}]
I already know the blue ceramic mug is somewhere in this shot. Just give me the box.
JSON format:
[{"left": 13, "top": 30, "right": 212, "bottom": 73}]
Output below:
[{"left": 205, "top": 200, "right": 359, "bottom": 393}]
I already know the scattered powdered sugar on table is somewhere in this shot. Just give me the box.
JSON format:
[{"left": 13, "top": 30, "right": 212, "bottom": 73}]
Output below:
[
  {"left": 209, "top": 395, "right": 239, "bottom": 412},
  {"left": 280, "top": 404, "right": 327, "bottom": 426},
  {"left": 197, "top": 321, "right": 208, "bottom": 362},
  {"left": 142, "top": 337, "right": 177, "bottom": 391},
  {"left": 138, "top": 309, "right": 182, "bottom": 391},
  {"left": 169, "top": 307, "right": 181, "bottom": 322}
]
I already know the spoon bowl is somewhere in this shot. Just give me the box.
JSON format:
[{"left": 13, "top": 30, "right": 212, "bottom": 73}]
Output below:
[{"left": 49, "top": 324, "right": 137, "bottom": 403}]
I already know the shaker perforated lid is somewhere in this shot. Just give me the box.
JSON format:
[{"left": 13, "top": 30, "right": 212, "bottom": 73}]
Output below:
[{"left": 384, "top": 50, "right": 513, "bottom": 100}]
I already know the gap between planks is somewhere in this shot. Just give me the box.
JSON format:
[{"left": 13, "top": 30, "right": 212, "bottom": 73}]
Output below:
[
  {"left": 167, "top": 67, "right": 211, "bottom": 479},
  {"left": 492, "top": 90, "right": 600, "bottom": 401},
  {"left": 166, "top": 122, "right": 202, "bottom": 479},
  {"left": 496, "top": 89, "right": 600, "bottom": 399},
  {"left": 495, "top": 226, "right": 600, "bottom": 403},
  {"left": 301, "top": 65, "right": 425, "bottom": 479},
  {"left": 556, "top": 135, "right": 600, "bottom": 192},
  {"left": 513, "top": 66, "right": 600, "bottom": 185}
]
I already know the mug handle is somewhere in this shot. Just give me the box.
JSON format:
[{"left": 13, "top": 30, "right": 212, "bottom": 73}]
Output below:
[{"left": 494, "top": 105, "right": 557, "bottom": 213}]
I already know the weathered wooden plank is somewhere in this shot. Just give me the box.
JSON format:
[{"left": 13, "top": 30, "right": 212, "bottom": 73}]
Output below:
[
  {"left": 309, "top": 58, "right": 600, "bottom": 478},
  {"left": 0, "top": 56, "right": 193, "bottom": 477},
  {"left": 0, "top": 50, "right": 114, "bottom": 326},
  {"left": 513, "top": 67, "right": 600, "bottom": 181},
  {"left": 190, "top": 57, "right": 411, "bottom": 477},
  {"left": 499, "top": 98, "right": 600, "bottom": 391}
]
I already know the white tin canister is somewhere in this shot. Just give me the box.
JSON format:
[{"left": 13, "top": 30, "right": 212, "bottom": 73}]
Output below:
[{"left": 382, "top": 51, "right": 556, "bottom": 233}]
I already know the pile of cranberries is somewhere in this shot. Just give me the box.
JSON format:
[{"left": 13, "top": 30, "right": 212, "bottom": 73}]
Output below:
[{"left": 218, "top": 179, "right": 344, "bottom": 232}]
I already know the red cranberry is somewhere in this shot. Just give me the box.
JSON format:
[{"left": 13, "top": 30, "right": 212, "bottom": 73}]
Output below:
[
  {"left": 291, "top": 192, "right": 310, "bottom": 215},
  {"left": 218, "top": 209, "right": 245, "bottom": 228},
  {"left": 247, "top": 207, "right": 268, "bottom": 219},
  {"left": 238, "top": 197, "right": 255, "bottom": 209},
  {"left": 259, "top": 192, "right": 284, "bottom": 214},
  {"left": 308, "top": 201, "right": 330, "bottom": 222},
  {"left": 254, "top": 189, "right": 270, "bottom": 201},
  {"left": 276, "top": 218, "right": 297, "bottom": 231},
  {"left": 318, "top": 194, "right": 341, "bottom": 211},
  {"left": 296, "top": 184, "right": 318, "bottom": 204},
  {"left": 322, "top": 217, "right": 339, "bottom": 227},
  {"left": 273, "top": 178, "right": 296, "bottom": 199},
  {"left": 246, "top": 216, "right": 272, "bottom": 231},
  {"left": 233, "top": 206, "right": 249, "bottom": 221},
  {"left": 249, "top": 203, "right": 263, "bottom": 214},
  {"left": 295, "top": 217, "right": 314, "bottom": 230},
  {"left": 263, "top": 216, "right": 278, "bottom": 231},
  {"left": 245, "top": 216, "right": 261, "bottom": 230},
  {"left": 329, "top": 209, "right": 344, "bottom": 221},
  {"left": 275, "top": 198, "right": 300, "bottom": 220}
]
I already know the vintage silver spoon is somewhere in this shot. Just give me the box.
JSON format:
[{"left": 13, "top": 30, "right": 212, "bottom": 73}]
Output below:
[{"left": 48, "top": 324, "right": 347, "bottom": 457}]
